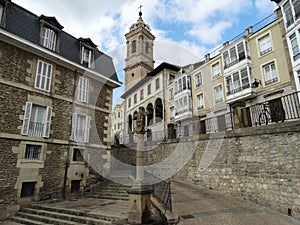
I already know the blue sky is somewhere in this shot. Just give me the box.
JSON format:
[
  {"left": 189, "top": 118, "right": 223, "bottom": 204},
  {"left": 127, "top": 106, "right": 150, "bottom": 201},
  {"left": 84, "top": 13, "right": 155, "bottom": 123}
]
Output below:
[{"left": 13, "top": 0, "right": 277, "bottom": 106}]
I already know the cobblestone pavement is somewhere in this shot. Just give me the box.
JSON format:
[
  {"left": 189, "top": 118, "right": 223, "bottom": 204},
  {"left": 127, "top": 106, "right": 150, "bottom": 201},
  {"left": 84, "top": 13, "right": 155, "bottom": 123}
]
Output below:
[
  {"left": 1, "top": 180, "right": 300, "bottom": 225},
  {"left": 172, "top": 180, "right": 300, "bottom": 225}
]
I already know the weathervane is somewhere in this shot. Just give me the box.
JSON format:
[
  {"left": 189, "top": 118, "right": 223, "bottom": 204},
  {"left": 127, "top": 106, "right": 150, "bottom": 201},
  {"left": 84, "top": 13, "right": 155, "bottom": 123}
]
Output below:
[{"left": 138, "top": 4, "right": 143, "bottom": 17}]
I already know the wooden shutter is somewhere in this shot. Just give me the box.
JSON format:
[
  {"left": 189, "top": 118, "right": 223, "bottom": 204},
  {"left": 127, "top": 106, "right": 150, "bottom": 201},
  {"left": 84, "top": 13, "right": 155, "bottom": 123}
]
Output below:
[
  {"left": 21, "top": 102, "right": 32, "bottom": 135},
  {"left": 88, "top": 50, "right": 92, "bottom": 68},
  {"left": 43, "top": 106, "right": 52, "bottom": 138},
  {"left": 84, "top": 116, "right": 91, "bottom": 143},
  {"left": 71, "top": 113, "right": 78, "bottom": 141}
]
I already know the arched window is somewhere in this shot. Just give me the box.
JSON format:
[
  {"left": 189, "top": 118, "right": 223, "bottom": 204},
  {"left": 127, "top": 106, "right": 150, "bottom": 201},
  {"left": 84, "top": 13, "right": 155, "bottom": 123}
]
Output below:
[
  {"left": 155, "top": 98, "right": 163, "bottom": 123},
  {"left": 146, "top": 103, "right": 154, "bottom": 126}
]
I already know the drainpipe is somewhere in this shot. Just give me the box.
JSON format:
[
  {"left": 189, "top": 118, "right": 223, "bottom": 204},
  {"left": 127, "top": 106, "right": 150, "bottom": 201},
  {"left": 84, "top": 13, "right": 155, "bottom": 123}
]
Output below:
[
  {"left": 63, "top": 69, "right": 78, "bottom": 198},
  {"left": 162, "top": 70, "right": 166, "bottom": 138}
]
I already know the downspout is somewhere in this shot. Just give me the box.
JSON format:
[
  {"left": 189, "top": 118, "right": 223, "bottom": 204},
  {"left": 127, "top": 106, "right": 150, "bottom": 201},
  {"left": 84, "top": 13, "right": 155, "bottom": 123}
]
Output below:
[
  {"left": 162, "top": 70, "right": 166, "bottom": 139},
  {"left": 63, "top": 69, "right": 78, "bottom": 198}
]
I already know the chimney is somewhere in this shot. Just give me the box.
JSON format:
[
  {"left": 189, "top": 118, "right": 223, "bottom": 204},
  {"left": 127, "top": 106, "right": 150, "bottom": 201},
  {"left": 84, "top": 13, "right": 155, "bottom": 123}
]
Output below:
[
  {"left": 205, "top": 53, "right": 210, "bottom": 62},
  {"left": 246, "top": 26, "right": 253, "bottom": 36},
  {"left": 223, "top": 41, "right": 229, "bottom": 47}
]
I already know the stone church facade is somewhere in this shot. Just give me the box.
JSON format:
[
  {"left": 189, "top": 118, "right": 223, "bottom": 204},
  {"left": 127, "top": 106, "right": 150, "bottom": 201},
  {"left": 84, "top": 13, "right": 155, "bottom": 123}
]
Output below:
[{"left": 0, "top": 0, "right": 120, "bottom": 218}]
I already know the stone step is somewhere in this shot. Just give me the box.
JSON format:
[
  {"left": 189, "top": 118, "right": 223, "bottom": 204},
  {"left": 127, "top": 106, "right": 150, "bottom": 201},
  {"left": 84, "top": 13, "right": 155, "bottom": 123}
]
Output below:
[
  {"left": 29, "top": 204, "right": 121, "bottom": 222},
  {"left": 13, "top": 212, "right": 80, "bottom": 225},
  {"left": 92, "top": 195, "right": 129, "bottom": 201},
  {"left": 10, "top": 216, "right": 50, "bottom": 225},
  {"left": 20, "top": 208, "right": 111, "bottom": 225}
]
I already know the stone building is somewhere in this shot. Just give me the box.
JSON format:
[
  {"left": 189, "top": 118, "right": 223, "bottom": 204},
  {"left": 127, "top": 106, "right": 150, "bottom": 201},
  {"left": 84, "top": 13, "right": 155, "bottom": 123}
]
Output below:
[{"left": 0, "top": 0, "right": 120, "bottom": 218}]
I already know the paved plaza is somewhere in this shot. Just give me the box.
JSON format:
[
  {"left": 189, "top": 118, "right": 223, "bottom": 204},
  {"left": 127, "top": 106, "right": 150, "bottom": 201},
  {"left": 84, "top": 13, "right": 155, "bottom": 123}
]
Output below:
[{"left": 1, "top": 180, "right": 300, "bottom": 225}]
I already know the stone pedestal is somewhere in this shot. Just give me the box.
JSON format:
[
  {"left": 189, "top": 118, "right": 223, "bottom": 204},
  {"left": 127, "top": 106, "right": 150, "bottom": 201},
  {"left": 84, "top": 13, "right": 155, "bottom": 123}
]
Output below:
[
  {"left": 231, "top": 101, "right": 246, "bottom": 129},
  {"left": 128, "top": 184, "right": 153, "bottom": 224}
]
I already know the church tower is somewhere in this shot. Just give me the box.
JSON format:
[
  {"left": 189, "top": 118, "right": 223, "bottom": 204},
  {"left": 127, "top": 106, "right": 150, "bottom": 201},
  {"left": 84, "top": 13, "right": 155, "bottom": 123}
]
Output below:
[{"left": 124, "top": 9, "right": 155, "bottom": 91}]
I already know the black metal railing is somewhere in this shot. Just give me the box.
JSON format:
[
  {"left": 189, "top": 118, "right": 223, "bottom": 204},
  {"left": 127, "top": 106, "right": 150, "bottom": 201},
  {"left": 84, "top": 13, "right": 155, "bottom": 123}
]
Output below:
[
  {"left": 28, "top": 122, "right": 44, "bottom": 137},
  {"left": 153, "top": 180, "right": 172, "bottom": 212},
  {"left": 241, "top": 91, "right": 300, "bottom": 127}
]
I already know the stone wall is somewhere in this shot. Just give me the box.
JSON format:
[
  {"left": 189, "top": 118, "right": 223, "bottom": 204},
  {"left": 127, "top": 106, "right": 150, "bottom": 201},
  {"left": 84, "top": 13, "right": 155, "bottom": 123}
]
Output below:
[{"left": 111, "top": 120, "right": 300, "bottom": 220}]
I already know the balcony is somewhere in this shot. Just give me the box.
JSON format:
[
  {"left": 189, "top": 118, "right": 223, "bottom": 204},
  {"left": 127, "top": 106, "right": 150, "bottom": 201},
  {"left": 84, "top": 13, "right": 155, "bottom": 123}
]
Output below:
[
  {"left": 28, "top": 122, "right": 44, "bottom": 137},
  {"left": 175, "top": 108, "right": 193, "bottom": 121},
  {"left": 226, "top": 84, "right": 256, "bottom": 103}
]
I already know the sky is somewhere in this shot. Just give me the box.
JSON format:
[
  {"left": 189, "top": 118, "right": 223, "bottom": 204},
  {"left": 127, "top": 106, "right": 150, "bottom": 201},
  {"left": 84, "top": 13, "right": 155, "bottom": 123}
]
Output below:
[{"left": 13, "top": 0, "right": 277, "bottom": 106}]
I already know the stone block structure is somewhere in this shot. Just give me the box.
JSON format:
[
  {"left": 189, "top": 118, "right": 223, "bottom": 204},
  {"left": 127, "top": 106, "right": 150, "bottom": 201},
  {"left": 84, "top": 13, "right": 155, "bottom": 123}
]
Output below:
[{"left": 0, "top": 1, "right": 120, "bottom": 220}]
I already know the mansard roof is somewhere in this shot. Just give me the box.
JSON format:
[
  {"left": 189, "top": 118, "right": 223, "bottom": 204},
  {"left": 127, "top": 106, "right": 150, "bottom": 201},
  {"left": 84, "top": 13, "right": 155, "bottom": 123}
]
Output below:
[{"left": 1, "top": 1, "right": 119, "bottom": 83}]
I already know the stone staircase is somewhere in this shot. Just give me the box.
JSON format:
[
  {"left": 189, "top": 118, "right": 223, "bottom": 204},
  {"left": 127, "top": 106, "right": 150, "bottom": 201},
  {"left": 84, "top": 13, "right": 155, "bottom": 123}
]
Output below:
[
  {"left": 84, "top": 180, "right": 130, "bottom": 201},
  {"left": 10, "top": 204, "right": 119, "bottom": 224}
]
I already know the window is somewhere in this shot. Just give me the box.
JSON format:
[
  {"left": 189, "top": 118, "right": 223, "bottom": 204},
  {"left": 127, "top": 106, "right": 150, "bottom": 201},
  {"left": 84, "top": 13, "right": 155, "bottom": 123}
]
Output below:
[
  {"left": 297, "top": 70, "right": 300, "bottom": 85},
  {"left": 25, "top": 145, "right": 41, "bottom": 160},
  {"left": 225, "top": 67, "right": 251, "bottom": 95},
  {"left": 212, "top": 63, "right": 221, "bottom": 79},
  {"left": 134, "top": 94, "right": 137, "bottom": 104},
  {"left": 197, "top": 93, "right": 204, "bottom": 110},
  {"left": 170, "top": 106, "right": 175, "bottom": 120},
  {"left": 155, "top": 78, "right": 160, "bottom": 90},
  {"left": 290, "top": 33, "right": 300, "bottom": 61},
  {"left": 214, "top": 85, "right": 223, "bottom": 104},
  {"left": 175, "top": 75, "right": 190, "bottom": 94},
  {"left": 35, "top": 60, "right": 53, "bottom": 92},
  {"left": 283, "top": 1, "right": 294, "bottom": 27},
  {"left": 222, "top": 41, "right": 248, "bottom": 69},
  {"left": 147, "top": 84, "right": 151, "bottom": 95},
  {"left": 263, "top": 62, "right": 278, "bottom": 85},
  {"left": 175, "top": 96, "right": 192, "bottom": 115},
  {"left": 21, "top": 103, "right": 52, "bottom": 138},
  {"left": 41, "top": 27, "right": 57, "bottom": 51},
  {"left": 21, "top": 182, "right": 36, "bottom": 198},
  {"left": 73, "top": 148, "right": 84, "bottom": 162},
  {"left": 78, "top": 77, "right": 89, "bottom": 102},
  {"left": 81, "top": 47, "right": 93, "bottom": 68},
  {"left": 132, "top": 40, "right": 136, "bottom": 53},
  {"left": 259, "top": 34, "right": 272, "bottom": 55},
  {"left": 169, "top": 74, "right": 175, "bottom": 84},
  {"left": 195, "top": 72, "right": 202, "bottom": 87},
  {"left": 118, "top": 112, "right": 121, "bottom": 118},
  {"left": 169, "top": 88, "right": 174, "bottom": 100},
  {"left": 140, "top": 89, "right": 144, "bottom": 100},
  {"left": 292, "top": 0, "right": 300, "bottom": 19},
  {"left": 71, "top": 113, "right": 91, "bottom": 142},
  {"left": 128, "top": 98, "right": 131, "bottom": 108},
  {"left": 145, "top": 41, "right": 149, "bottom": 54}
]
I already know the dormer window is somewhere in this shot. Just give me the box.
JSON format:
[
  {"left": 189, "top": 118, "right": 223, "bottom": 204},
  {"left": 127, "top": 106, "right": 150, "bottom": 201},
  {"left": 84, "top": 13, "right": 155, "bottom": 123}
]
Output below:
[
  {"left": 39, "top": 15, "right": 63, "bottom": 52},
  {"left": 41, "top": 27, "right": 57, "bottom": 51},
  {"left": 81, "top": 47, "right": 93, "bottom": 68}
]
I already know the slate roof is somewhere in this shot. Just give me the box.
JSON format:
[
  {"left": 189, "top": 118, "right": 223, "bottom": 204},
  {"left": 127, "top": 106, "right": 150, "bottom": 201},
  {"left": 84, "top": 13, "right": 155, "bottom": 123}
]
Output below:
[{"left": 1, "top": 1, "right": 119, "bottom": 83}]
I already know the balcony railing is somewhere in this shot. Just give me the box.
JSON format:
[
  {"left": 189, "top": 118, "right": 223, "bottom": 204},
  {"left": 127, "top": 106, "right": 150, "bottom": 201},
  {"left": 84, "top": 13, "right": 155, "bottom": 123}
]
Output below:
[
  {"left": 241, "top": 91, "right": 300, "bottom": 127},
  {"left": 28, "top": 122, "right": 44, "bottom": 137},
  {"left": 227, "top": 83, "right": 250, "bottom": 96}
]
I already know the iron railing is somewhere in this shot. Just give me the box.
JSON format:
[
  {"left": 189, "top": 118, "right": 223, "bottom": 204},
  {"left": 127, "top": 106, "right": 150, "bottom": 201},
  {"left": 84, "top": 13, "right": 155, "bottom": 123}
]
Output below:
[
  {"left": 241, "top": 91, "right": 300, "bottom": 127},
  {"left": 153, "top": 180, "right": 173, "bottom": 212},
  {"left": 28, "top": 122, "right": 44, "bottom": 137}
]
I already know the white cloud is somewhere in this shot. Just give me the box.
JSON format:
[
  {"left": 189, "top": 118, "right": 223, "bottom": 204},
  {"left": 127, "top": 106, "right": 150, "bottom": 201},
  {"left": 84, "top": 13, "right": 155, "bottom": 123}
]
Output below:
[{"left": 255, "top": 0, "right": 277, "bottom": 17}]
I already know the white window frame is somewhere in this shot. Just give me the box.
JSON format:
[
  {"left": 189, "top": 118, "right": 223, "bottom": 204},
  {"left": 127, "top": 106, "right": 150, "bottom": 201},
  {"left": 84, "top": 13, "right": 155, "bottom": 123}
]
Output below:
[
  {"left": 283, "top": 0, "right": 294, "bottom": 27},
  {"left": 21, "top": 102, "right": 52, "bottom": 138},
  {"left": 289, "top": 32, "right": 300, "bottom": 61},
  {"left": 35, "top": 60, "right": 53, "bottom": 92},
  {"left": 214, "top": 85, "right": 224, "bottom": 104},
  {"left": 134, "top": 93, "right": 137, "bottom": 104},
  {"left": 258, "top": 34, "right": 272, "bottom": 55},
  {"left": 41, "top": 27, "right": 57, "bottom": 51},
  {"left": 71, "top": 113, "right": 91, "bottom": 143},
  {"left": 140, "top": 89, "right": 144, "bottom": 100},
  {"left": 223, "top": 41, "right": 248, "bottom": 69},
  {"left": 195, "top": 72, "right": 202, "bottom": 87},
  {"left": 147, "top": 83, "right": 151, "bottom": 95},
  {"left": 72, "top": 148, "right": 84, "bottom": 162},
  {"left": 24, "top": 144, "right": 41, "bottom": 160},
  {"left": 78, "top": 77, "right": 89, "bottom": 103},
  {"left": 263, "top": 62, "right": 278, "bottom": 85},
  {"left": 128, "top": 98, "right": 131, "bottom": 108},
  {"left": 212, "top": 62, "right": 221, "bottom": 79},
  {"left": 197, "top": 93, "right": 204, "bottom": 110},
  {"left": 81, "top": 46, "right": 93, "bottom": 68}
]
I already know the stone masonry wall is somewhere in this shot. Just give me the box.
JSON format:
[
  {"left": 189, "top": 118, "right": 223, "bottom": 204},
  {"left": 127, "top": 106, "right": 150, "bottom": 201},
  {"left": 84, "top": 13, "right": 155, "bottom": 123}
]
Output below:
[{"left": 111, "top": 120, "right": 300, "bottom": 220}]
